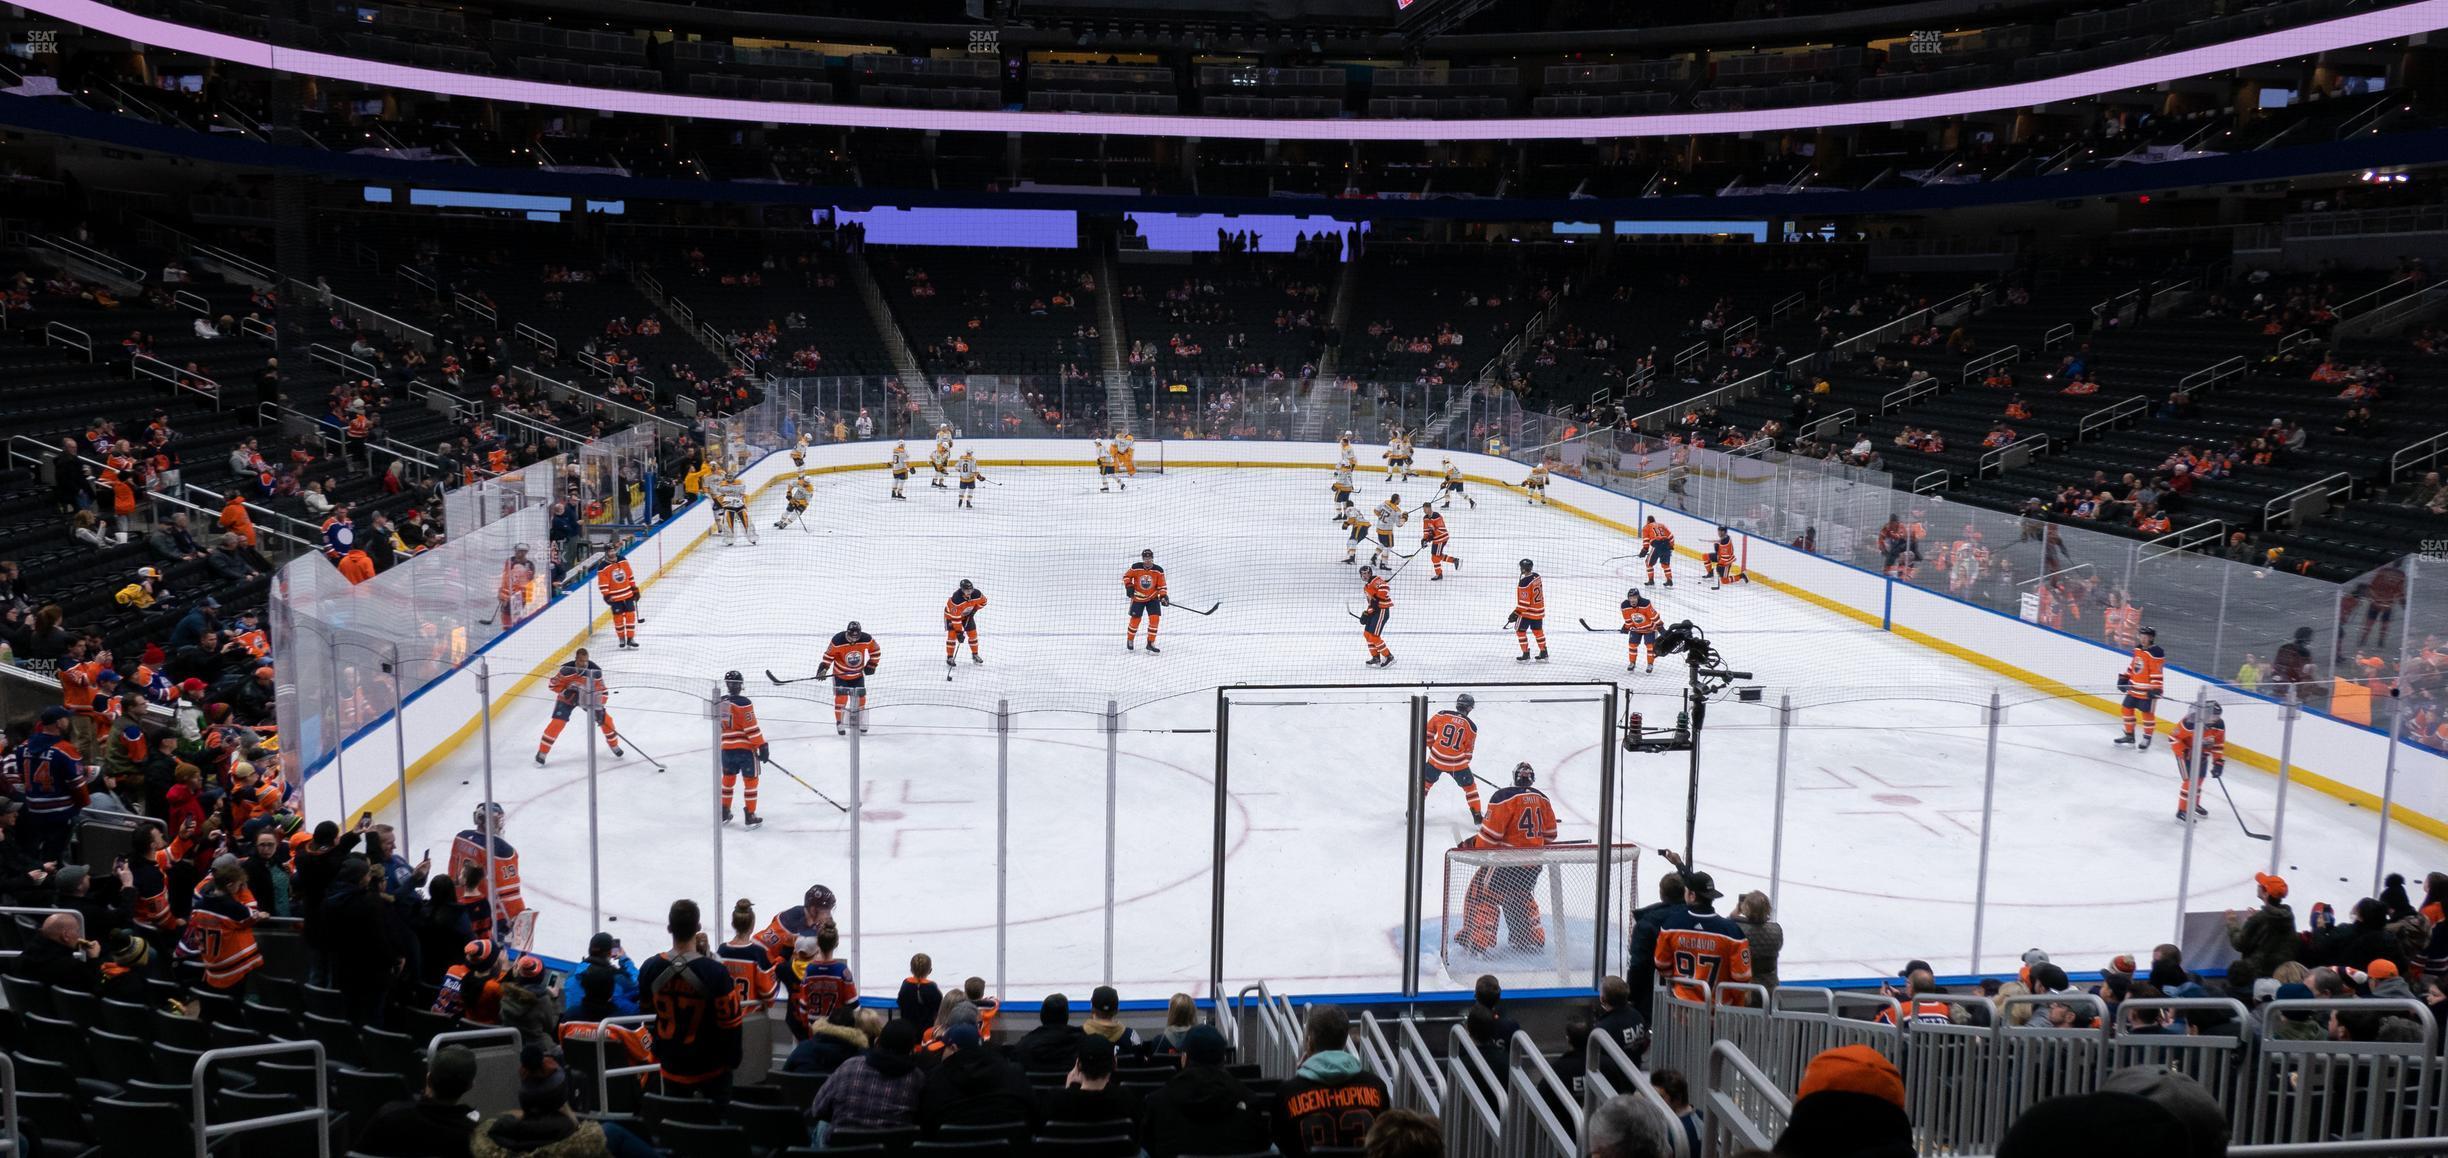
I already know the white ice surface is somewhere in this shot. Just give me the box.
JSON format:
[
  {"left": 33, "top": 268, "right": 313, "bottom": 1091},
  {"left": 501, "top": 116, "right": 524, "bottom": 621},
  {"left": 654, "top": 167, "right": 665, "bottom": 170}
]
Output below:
[{"left": 399, "top": 464, "right": 2443, "bottom": 998}]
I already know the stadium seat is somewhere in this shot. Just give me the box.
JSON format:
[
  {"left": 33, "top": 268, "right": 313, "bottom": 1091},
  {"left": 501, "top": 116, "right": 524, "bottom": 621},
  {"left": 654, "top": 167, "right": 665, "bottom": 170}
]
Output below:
[
  {"left": 303, "top": 984, "right": 348, "bottom": 1019},
  {"left": 16, "top": 1088, "right": 96, "bottom": 1151},
  {"left": 91, "top": 1096, "right": 190, "bottom": 1151},
  {"left": 253, "top": 1059, "right": 327, "bottom": 1104},
  {"left": 302, "top": 1012, "right": 369, "bottom": 1068},
  {"left": 725, "top": 1099, "right": 810, "bottom": 1151},
  {"left": 360, "top": 1026, "right": 424, "bottom": 1083},
  {"left": 1036, "top": 1119, "right": 1133, "bottom": 1140},
  {"left": 642, "top": 1090, "right": 727, "bottom": 1125},
  {"left": 48, "top": 987, "right": 99, "bottom": 1029},
  {"left": 1032, "top": 1138, "right": 1137, "bottom": 1158},
  {"left": 332, "top": 1066, "right": 411, "bottom": 1127},
  {"left": 96, "top": 999, "right": 151, "bottom": 1036},
  {"left": 765, "top": 1068, "right": 828, "bottom": 1104},
  {"left": 658, "top": 1118, "right": 756, "bottom": 1157},
  {"left": 153, "top": 1042, "right": 209, "bottom": 1085},
  {"left": 827, "top": 1124, "right": 920, "bottom": 1152},
  {"left": 912, "top": 1140, "right": 1012, "bottom": 1157},
  {"left": 243, "top": 999, "right": 301, "bottom": 1040},
  {"left": 152, "top": 1009, "right": 212, "bottom": 1049},
  {"left": 85, "top": 1029, "right": 152, "bottom": 1086}
]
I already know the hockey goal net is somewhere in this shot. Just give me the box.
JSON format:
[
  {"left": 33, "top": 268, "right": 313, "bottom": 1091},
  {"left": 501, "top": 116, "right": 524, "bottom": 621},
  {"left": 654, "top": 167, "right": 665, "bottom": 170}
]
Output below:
[
  {"left": 1120, "top": 437, "right": 1163, "bottom": 474},
  {"left": 1440, "top": 842, "right": 1641, "bottom": 977}
]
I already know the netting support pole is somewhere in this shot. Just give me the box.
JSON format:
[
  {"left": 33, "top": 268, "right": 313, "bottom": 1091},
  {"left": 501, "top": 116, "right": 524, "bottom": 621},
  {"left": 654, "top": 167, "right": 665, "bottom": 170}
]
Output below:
[
  {"left": 584, "top": 682, "right": 601, "bottom": 937},
  {"left": 2373, "top": 709, "right": 2404, "bottom": 896},
  {"left": 849, "top": 703, "right": 863, "bottom": 978},
  {"left": 477, "top": 660, "right": 500, "bottom": 941},
  {"left": 1103, "top": 699, "right": 1119, "bottom": 988},
  {"left": 1403, "top": 695, "right": 1428, "bottom": 999},
  {"left": 1593, "top": 686, "right": 1620, "bottom": 988},
  {"left": 1970, "top": 689, "right": 2002, "bottom": 975},
  {"left": 2269, "top": 691, "right": 2298, "bottom": 873},
  {"left": 1768, "top": 693, "right": 1791, "bottom": 911},
  {"left": 388, "top": 643, "right": 408, "bottom": 857},
  {"left": 995, "top": 699, "right": 1010, "bottom": 1007},
  {"left": 326, "top": 639, "right": 348, "bottom": 816},
  {"left": 1208, "top": 693, "right": 1229, "bottom": 1006},
  {"left": 2210, "top": 564, "right": 2233, "bottom": 677},
  {"left": 709, "top": 688, "right": 725, "bottom": 910},
  {"left": 2173, "top": 686, "right": 2208, "bottom": 947}
]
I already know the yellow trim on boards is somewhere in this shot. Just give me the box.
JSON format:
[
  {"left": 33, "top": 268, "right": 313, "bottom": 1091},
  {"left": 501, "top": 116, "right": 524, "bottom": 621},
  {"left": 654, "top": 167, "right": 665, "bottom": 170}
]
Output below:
[{"left": 338, "top": 452, "right": 2446, "bottom": 843}]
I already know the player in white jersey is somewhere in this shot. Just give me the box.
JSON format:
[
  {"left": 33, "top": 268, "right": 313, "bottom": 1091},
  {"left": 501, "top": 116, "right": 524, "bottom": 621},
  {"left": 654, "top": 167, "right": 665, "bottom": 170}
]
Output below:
[
  {"left": 1522, "top": 461, "right": 1551, "bottom": 505},
  {"left": 1330, "top": 463, "right": 1356, "bottom": 520},
  {"left": 956, "top": 451, "right": 986, "bottom": 509},
  {"left": 1371, "top": 494, "right": 1409, "bottom": 571},
  {"left": 714, "top": 474, "right": 756, "bottom": 544},
  {"left": 1096, "top": 440, "right": 1125, "bottom": 492},
  {"left": 1385, "top": 431, "right": 1415, "bottom": 481},
  {"left": 776, "top": 479, "right": 813, "bottom": 530},
  {"left": 790, "top": 431, "right": 810, "bottom": 470},
  {"left": 1440, "top": 458, "right": 1475, "bottom": 510},
  {"left": 889, "top": 442, "right": 912, "bottom": 500},
  {"left": 1338, "top": 433, "right": 1358, "bottom": 473},
  {"left": 931, "top": 428, "right": 954, "bottom": 489}
]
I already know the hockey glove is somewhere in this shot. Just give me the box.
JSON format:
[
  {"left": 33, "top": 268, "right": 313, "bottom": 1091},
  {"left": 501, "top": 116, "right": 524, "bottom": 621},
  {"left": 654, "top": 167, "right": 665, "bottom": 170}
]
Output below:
[
  {"left": 2210, "top": 759, "right": 2224, "bottom": 779},
  {"left": 757, "top": 748, "right": 772, "bottom": 764},
  {"left": 2116, "top": 674, "right": 2130, "bottom": 691}
]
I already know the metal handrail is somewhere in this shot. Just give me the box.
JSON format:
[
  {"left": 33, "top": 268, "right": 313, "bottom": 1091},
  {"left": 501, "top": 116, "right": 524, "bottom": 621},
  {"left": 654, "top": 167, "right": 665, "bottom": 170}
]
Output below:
[
  {"left": 239, "top": 315, "right": 275, "bottom": 341},
  {"left": 1444, "top": 1023, "right": 1505, "bottom": 1150},
  {"left": 574, "top": 1013, "right": 658, "bottom": 1112},
  {"left": 1769, "top": 291, "right": 1806, "bottom": 322},
  {"left": 1583, "top": 1028, "right": 1692, "bottom": 1157},
  {"left": 2042, "top": 323, "right": 2076, "bottom": 351},
  {"left": 29, "top": 233, "right": 146, "bottom": 285},
  {"left": 290, "top": 277, "right": 435, "bottom": 349},
  {"left": 2389, "top": 429, "right": 2448, "bottom": 485},
  {"left": 2338, "top": 281, "right": 2448, "bottom": 340},
  {"left": 43, "top": 321, "right": 92, "bottom": 360},
  {"left": 1958, "top": 343, "right": 2022, "bottom": 385},
  {"left": 2138, "top": 518, "right": 2226, "bottom": 563},
  {"left": 1397, "top": 1015, "right": 1447, "bottom": 1118},
  {"left": 453, "top": 291, "right": 497, "bottom": 324},
  {"left": 397, "top": 263, "right": 437, "bottom": 295},
  {"left": 1672, "top": 340, "right": 1710, "bottom": 374},
  {"left": 516, "top": 365, "right": 683, "bottom": 432},
  {"left": 132, "top": 353, "right": 223, "bottom": 408},
  {"left": 2261, "top": 471, "right": 2353, "bottom": 529},
  {"left": 1882, "top": 375, "right": 1941, "bottom": 413},
  {"left": 2077, "top": 395, "right": 2148, "bottom": 440},
  {"left": 193, "top": 242, "right": 276, "bottom": 284},
  {"left": 2178, "top": 355, "right": 2248, "bottom": 395},
  {"left": 193, "top": 1041, "right": 330, "bottom": 1158},
  {"left": 0, "top": 906, "right": 80, "bottom": 960},
  {"left": 1703, "top": 1039, "right": 1788, "bottom": 1156},
  {"left": 2329, "top": 273, "right": 2421, "bottom": 321},
  {"left": 1977, "top": 431, "right": 2051, "bottom": 476},
  {"left": 514, "top": 321, "right": 560, "bottom": 356},
  {"left": 171, "top": 288, "right": 211, "bottom": 316},
  {"left": 308, "top": 342, "right": 381, "bottom": 382},
  {"left": 1911, "top": 468, "right": 1950, "bottom": 494},
  {"left": 429, "top": 1027, "right": 522, "bottom": 1056},
  {"left": 493, "top": 407, "right": 593, "bottom": 450},
  {"left": 1720, "top": 315, "right": 1760, "bottom": 345},
  {"left": 1796, "top": 407, "right": 1855, "bottom": 442},
  {"left": 179, "top": 481, "right": 324, "bottom": 548},
  {"left": 1503, "top": 1032, "right": 1584, "bottom": 1156}
]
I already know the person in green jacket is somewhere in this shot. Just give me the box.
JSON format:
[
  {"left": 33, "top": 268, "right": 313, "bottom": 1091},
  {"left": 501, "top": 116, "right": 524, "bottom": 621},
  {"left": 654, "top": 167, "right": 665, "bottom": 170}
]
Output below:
[{"left": 2227, "top": 871, "right": 2299, "bottom": 980}]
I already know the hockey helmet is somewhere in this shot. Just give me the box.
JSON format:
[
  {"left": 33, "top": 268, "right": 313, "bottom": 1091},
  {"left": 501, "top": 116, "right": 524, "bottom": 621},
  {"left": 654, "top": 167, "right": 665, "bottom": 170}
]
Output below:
[
  {"left": 1140, "top": 548, "right": 1155, "bottom": 561},
  {"left": 846, "top": 620, "right": 863, "bottom": 634},
  {"left": 806, "top": 884, "right": 837, "bottom": 912},
  {"left": 2205, "top": 699, "right": 2223, "bottom": 716},
  {"left": 1455, "top": 693, "right": 1475, "bottom": 714},
  {"left": 2138, "top": 626, "right": 2157, "bottom": 639},
  {"left": 1629, "top": 589, "right": 1649, "bottom": 604},
  {"left": 1359, "top": 565, "right": 1374, "bottom": 577},
  {"left": 513, "top": 543, "right": 531, "bottom": 553},
  {"left": 473, "top": 801, "right": 505, "bottom": 831},
  {"left": 958, "top": 578, "right": 976, "bottom": 591},
  {"left": 1513, "top": 762, "right": 1536, "bottom": 787},
  {"left": 724, "top": 670, "right": 745, "bottom": 693},
  {"left": 1519, "top": 558, "right": 1535, "bottom": 572}
]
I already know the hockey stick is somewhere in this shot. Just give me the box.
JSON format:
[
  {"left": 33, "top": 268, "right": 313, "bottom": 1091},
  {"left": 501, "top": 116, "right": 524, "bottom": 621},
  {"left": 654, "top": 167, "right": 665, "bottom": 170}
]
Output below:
[
  {"left": 609, "top": 731, "right": 668, "bottom": 773},
  {"left": 763, "top": 757, "right": 848, "bottom": 813},
  {"left": 766, "top": 666, "right": 831, "bottom": 686},
  {"left": 1578, "top": 618, "right": 1622, "bottom": 633},
  {"left": 1166, "top": 600, "right": 1223, "bottom": 616},
  {"left": 2213, "top": 776, "right": 2273, "bottom": 841}
]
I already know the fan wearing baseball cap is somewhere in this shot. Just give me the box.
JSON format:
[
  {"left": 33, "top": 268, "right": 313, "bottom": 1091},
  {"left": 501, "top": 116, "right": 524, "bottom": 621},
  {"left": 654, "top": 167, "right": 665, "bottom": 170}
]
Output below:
[
  {"left": 2226, "top": 872, "right": 2299, "bottom": 981},
  {"left": 1773, "top": 1044, "right": 1913, "bottom": 1158}
]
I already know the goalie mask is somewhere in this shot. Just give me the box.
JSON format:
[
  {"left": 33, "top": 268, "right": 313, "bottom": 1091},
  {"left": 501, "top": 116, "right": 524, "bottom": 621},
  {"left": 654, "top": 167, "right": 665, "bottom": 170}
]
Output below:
[
  {"left": 473, "top": 801, "right": 505, "bottom": 833},
  {"left": 724, "top": 670, "right": 745, "bottom": 695},
  {"left": 1513, "top": 762, "right": 1536, "bottom": 788},
  {"left": 1455, "top": 693, "right": 1475, "bottom": 715}
]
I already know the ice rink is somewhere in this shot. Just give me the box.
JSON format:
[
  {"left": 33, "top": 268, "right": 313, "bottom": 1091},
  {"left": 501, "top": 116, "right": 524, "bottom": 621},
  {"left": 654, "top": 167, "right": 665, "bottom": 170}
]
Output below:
[{"left": 399, "top": 460, "right": 2447, "bottom": 998}]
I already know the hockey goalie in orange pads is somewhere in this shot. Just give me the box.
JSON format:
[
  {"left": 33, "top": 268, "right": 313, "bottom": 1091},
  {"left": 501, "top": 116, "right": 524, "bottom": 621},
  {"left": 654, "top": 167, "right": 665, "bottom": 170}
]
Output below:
[{"left": 1453, "top": 762, "right": 1557, "bottom": 955}]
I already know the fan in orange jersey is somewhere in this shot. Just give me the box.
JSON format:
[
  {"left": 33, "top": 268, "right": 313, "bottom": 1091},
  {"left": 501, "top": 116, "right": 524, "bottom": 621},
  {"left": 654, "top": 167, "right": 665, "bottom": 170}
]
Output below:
[
  {"left": 1124, "top": 548, "right": 1168, "bottom": 654},
  {"left": 1708, "top": 528, "right": 1744, "bottom": 588},
  {"left": 1421, "top": 506, "right": 1463, "bottom": 581},
  {"left": 822, "top": 622, "right": 882, "bottom": 735},
  {"left": 1641, "top": 517, "right": 1676, "bottom": 587},
  {"left": 449, "top": 803, "right": 525, "bottom": 940},
  {"left": 1651, "top": 860, "right": 1754, "bottom": 1003},
  {"left": 2170, "top": 700, "right": 2225, "bottom": 822},
  {"left": 752, "top": 883, "right": 837, "bottom": 971},
  {"left": 2114, "top": 626, "right": 2167, "bottom": 749},
  {"left": 1358, "top": 566, "right": 1394, "bottom": 667},
  {"left": 718, "top": 899, "right": 781, "bottom": 1011},
  {"left": 716, "top": 671, "right": 769, "bottom": 828},
  {"left": 944, "top": 580, "right": 987, "bottom": 668},
  {"left": 1453, "top": 763, "right": 1557, "bottom": 954},
  {"left": 1422, "top": 695, "right": 1484, "bottom": 824},
  {"left": 1621, "top": 589, "right": 1665, "bottom": 673},
  {"left": 1509, "top": 558, "right": 1549, "bottom": 662},
  {"left": 537, "top": 648, "right": 623, "bottom": 764},
  {"left": 597, "top": 548, "right": 641, "bottom": 650}
]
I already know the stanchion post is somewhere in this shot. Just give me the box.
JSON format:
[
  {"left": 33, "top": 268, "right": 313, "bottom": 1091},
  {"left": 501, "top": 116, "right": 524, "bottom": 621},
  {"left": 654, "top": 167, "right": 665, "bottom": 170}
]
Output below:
[
  {"left": 2269, "top": 690, "right": 2297, "bottom": 873},
  {"left": 1970, "top": 689, "right": 2001, "bottom": 974},
  {"left": 1769, "top": 692, "right": 1792, "bottom": 908},
  {"left": 2373, "top": 710, "right": 2404, "bottom": 895},
  {"left": 1104, "top": 699, "right": 1119, "bottom": 988},
  {"left": 996, "top": 698, "right": 1010, "bottom": 1006},
  {"left": 2173, "top": 686, "right": 2208, "bottom": 946}
]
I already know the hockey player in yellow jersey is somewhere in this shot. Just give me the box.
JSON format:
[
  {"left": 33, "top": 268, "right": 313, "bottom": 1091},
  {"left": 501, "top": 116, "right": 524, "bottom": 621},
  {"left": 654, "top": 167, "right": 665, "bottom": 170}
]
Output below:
[
  {"left": 1440, "top": 458, "right": 1475, "bottom": 510},
  {"left": 1341, "top": 506, "right": 1373, "bottom": 565},
  {"left": 1384, "top": 430, "right": 1415, "bottom": 481},
  {"left": 790, "top": 432, "right": 810, "bottom": 470},
  {"left": 1096, "top": 440, "right": 1124, "bottom": 492},
  {"left": 1522, "top": 461, "right": 1551, "bottom": 505},
  {"left": 1330, "top": 463, "right": 1356, "bottom": 520},
  {"left": 956, "top": 451, "right": 985, "bottom": 509},
  {"left": 776, "top": 479, "right": 813, "bottom": 530},
  {"left": 1337, "top": 434, "right": 1358, "bottom": 472},
  {"left": 889, "top": 442, "right": 912, "bottom": 500},
  {"left": 931, "top": 427, "right": 954, "bottom": 488}
]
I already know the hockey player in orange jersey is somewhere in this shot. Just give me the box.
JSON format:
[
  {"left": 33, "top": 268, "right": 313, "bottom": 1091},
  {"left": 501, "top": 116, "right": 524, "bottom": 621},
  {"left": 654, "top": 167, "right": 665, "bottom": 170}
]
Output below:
[
  {"left": 823, "top": 622, "right": 882, "bottom": 734},
  {"left": 1124, "top": 549, "right": 1168, "bottom": 654},
  {"left": 536, "top": 648, "right": 622, "bottom": 764},
  {"left": 2171, "top": 699, "right": 2225, "bottom": 822},
  {"left": 1621, "top": 590, "right": 1664, "bottom": 673},
  {"left": 450, "top": 803, "right": 525, "bottom": 942},
  {"left": 1358, "top": 566, "right": 1394, "bottom": 667},
  {"left": 1508, "top": 559, "right": 1549, "bottom": 662},
  {"left": 716, "top": 670, "right": 770, "bottom": 828},
  {"left": 944, "top": 580, "right": 987, "bottom": 667},
  {"left": 1651, "top": 852, "right": 1754, "bottom": 1003},
  {"left": 2115, "top": 626, "right": 2167, "bottom": 749},
  {"left": 1454, "top": 762, "right": 1557, "bottom": 954},
  {"left": 597, "top": 549, "right": 641, "bottom": 649},
  {"left": 1422, "top": 694, "right": 1485, "bottom": 824},
  {"left": 1421, "top": 506, "right": 1462, "bottom": 581},
  {"left": 1641, "top": 518, "right": 1675, "bottom": 587}
]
